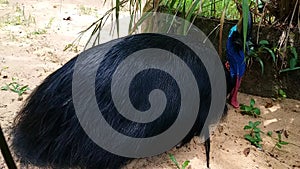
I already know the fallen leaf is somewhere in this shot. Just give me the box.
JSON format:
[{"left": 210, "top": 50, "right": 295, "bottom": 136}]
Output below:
[
  {"left": 243, "top": 148, "right": 250, "bottom": 157},
  {"left": 265, "top": 102, "right": 273, "bottom": 108},
  {"left": 283, "top": 130, "right": 289, "bottom": 138}
]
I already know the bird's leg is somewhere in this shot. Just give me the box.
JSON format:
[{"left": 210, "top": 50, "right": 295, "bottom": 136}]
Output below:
[
  {"left": 0, "top": 125, "right": 17, "bottom": 169},
  {"left": 204, "top": 129, "right": 210, "bottom": 169},
  {"left": 230, "top": 76, "right": 242, "bottom": 108},
  {"left": 204, "top": 137, "right": 210, "bottom": 169}
]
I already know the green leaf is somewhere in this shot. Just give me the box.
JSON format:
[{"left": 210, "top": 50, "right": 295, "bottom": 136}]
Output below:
[
  {"left": 277, "top": 133, "right": 282, "bottom": 141},
  {"left": 279, "top": 89, "right": 287, "bottom": 98},
  {"left": 182, "top": 0, "right": 186, "bottom": 18},
  {"left": 1, "top": 85, "right": 8, "bottom": 91},
  {"left": 253, "top": 121, "right": 261, "bottom": 127},
  {"left": 256, "top": 143, "right": 262, "bottom": 148},
  {"left": 244, "top": 134, "right": 256, "bottom": 143},
  {"left": 253, "top": 127, "right": 261, "bottom": 133},
  {"left": 248, "top": 121, "right": 254, "bottom": 128},
  {"left": 267, "top": 131, "right": 272, "bottom": 137},
  {"left": 129, "top": 12, "right": 152, "bottom": 34},
  {"left": 241, "top": 105, "right": 252, "bottom": 112},
  {"left": 170, "top": 0, "right": 177, "bottom": 8},
  {"left": 279, "top": 141, "right": 289, "bottom": 145},
  {"left": 242, "top": 0, "right": 249, "bottom": 52},
  {"left": 8, "top": 82, "right": 17, "bottom": 88},
  {"left": 276, "top": 143, "right": 282, "bottom": 149},
  {"left": 240, "top": 104, "right": 252, "bottom": 112},
  {"left": 244, "top": 125, "right": 252, "bottom": 130},
  {"left": 253, "top": 108, "right": 261, "bottom": 115},
  {"left": 182, "top": 160, "right": 190, "bottom": 169},
  {"left": 20, "top": 85, "right": 28, "bottom": 91},
  {"left": 186, "top": 0, "right": 200, "bottom": 21},
  {"left": 250, "top": 99, "right": 255, "bottom": 107},
  {"left": 262, "top": 46, "right": 276, "bottom": 63},
  {"left": 17, "top": 91, "right": 22, "bottom": 96},
  {"left": 255, "top": 57, "right": 264, "bottom": 75},
  {"left": 63, "top": 44, "right": 73, "bottom": 52},
  {"left": 169, "top": 154, "right": 180, "bottom": 169},
  {"left": 255, "top": 133, "right": 262, "bottom": 141},
  {"left": 10, "top": 88, "right": 19, "bottom": 93},
  {"left": 290, "top": 58, "right": 297, "bottom": 69},
  {"left": 279, "top": 67, "right": 300, "bottom": 73},
  {"left": 290, "top": 46, "right": 298, "bottom": 60},
  {"left": 259, "top": 40, "right": 269, "bottom": 45},
  {"left": 249, "top": 50, "right": 258, "bottom": 57},
  {"left": 289, "top": 46, "right": 298, "bottom": 69}
]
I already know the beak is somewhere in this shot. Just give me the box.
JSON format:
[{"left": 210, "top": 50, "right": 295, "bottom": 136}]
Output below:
[{"left": 230, "top": 76, "right": 242, "bottom": 108}]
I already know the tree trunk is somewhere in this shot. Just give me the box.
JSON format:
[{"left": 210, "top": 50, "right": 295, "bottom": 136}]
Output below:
[{"left": 267, "top": 0, "right": 299, "bottom": 23}]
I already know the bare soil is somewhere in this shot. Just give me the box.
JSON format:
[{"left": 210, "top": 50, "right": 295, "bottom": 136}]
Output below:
[{"left": 0, "top": 0, "right": 299, "bottom": 169}]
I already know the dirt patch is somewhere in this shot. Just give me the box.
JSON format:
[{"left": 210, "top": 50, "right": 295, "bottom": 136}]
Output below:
[{"left": 0, "top": 1, "right": 300, "bottom": 169}]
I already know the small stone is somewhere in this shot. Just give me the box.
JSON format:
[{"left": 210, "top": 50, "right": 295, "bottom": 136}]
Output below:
[{"left": 263, "top": 119, "right": 278, "bottom": 126}]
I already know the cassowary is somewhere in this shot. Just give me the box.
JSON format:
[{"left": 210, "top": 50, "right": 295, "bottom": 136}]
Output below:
[
  {"left": 226, "top": 12, "right": 253, "bottom": 108},
  {"left": 12, "top": 33, "right": 236, "bottom": 169}
]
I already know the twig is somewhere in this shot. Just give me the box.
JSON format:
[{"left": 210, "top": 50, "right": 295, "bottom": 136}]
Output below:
[
  {"left": 218, "top": 2, "right": 228, "bottom": 58},
  {"left": 203, "top": 24, "right": 220, "bottom": 43},
  {"left": 256, "top": 1, "right": 268, "bottom": 44},
  {"left": 283, "top": 0, "right": 298, "bottom": 54},
  {"left": 298, "top": 1, "right": 300, "bottom": 33}
]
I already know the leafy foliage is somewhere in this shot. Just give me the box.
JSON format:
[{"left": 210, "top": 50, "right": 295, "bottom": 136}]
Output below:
[
  {"left": 240, "top": 98, "right": 261, "bottom": 117},
  {"left": 267, "top": 131, "right": 289, "bottom": 151},
  {"left": 244, "top": 121, "right": 263, "bottom": 148},
  {"left": 247, "top": 40, "right": 276, "bottom": 75},
  {"left": 279, "top": 46, "right": 300, "bottom": 73},
  {"left": 277, "top": 89, "right": 287, "bottom": 99},
  {"left": 242, "top": 0, "right": 249, "bottom": 52},
  {"left": 244, "top": 122, "right": 291, "bottom": 150},
  {"left": 1, "top": 79, "right": 29, "bottom": 97},
  {"left": 168, "top": 154, "right": 190, "bottom": 169},
  {"left": 63, "top": 0, "right": 297, "bottom": 79},
  {"left": 68, "top": 0, "right": 251, "bottom": 49}
]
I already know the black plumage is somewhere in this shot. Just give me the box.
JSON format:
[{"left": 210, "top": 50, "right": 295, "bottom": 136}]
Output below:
[{"left": 12, "top": 33, "right": 233, "bottom": 169}]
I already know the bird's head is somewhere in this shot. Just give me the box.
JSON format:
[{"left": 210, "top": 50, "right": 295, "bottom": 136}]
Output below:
[{"left": 232, "top": 12, "right": 253, "bottom": 52}]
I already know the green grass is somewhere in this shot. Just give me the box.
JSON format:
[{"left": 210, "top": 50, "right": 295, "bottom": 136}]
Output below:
[
  {"left": 169, "top": 154, "right": 190, "bottom": 169},
  {"left": 31, "top": 29, "right": 47, "bottom": 35},
  {"left": 1, "top": 78, "right": 29, "bottom": 97},
  {"left": 78, "top": 5, "right": 97, "bottom": 15},
  {"left": 0, "top": 0, "right": 9, "bottom": 4},
  {"left": 45, "top": 17, "right": 55, "bottom": 29},
  {"left": 161, "top": 0, "right": 242, "bottom": 20},
  {"left": 0, "top": 4, "right": 36, "bottom": 28}
]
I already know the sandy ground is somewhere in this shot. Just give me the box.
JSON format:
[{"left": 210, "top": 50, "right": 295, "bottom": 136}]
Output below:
[{"left": 0, "top": 0, "right": 300, "bottom": 169}]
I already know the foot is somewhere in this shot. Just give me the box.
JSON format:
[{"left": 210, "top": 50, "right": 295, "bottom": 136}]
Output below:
[{"left": 230, "top": 97, "right": 240, "bottom": 108}]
